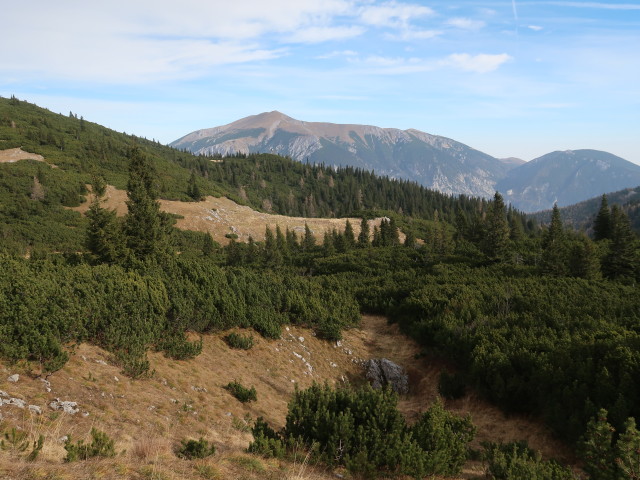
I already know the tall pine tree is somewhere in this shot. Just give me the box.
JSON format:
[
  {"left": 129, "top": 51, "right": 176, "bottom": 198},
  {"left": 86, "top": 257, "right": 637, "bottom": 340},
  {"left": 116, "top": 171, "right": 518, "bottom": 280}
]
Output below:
[
  {"left": 123, "top": 145, "right": 172, "bottom": 262},
  {"left": 482, "top": 192, "right": 510, "bottom": 261},
  {"left": 541, "top": 203, "right": 568, "bottom": 275},
  {"left": 593, "top": 194, "right": 612, "bottom": 241},
  {"left": 358, "top": 217, "right": 370, "bottom": 247},
  {"left": 85, "top": 176, "right": 125, "bottom": 264},
  {"left": 603, "top": 206, "right": 637, "bottom": 281}
]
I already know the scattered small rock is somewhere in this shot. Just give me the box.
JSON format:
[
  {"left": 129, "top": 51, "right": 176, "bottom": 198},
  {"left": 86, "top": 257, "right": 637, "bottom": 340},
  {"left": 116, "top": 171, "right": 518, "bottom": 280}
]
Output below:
[
  {"left": 7, "top": 374, "right": 19, "bottom": 383},
  {"left": 330, "top": 362, "right": 338, "bottom": 368},
  {"left": 95, "top": 359, "right": 108, "bottom": 366},
  {"left": 0, "top": 390, "right": 8, "bottom": 398},
  {"left": 40, "top": 378, "right": 52, "bottom": 392},
  {"left": 58, "top": 435, "right": 69, "bottom": 443},
  {"left": 114, "top": 376, "right": 119, "bottom": 382},
  {"left": 191, "top": 385, "right": 207, "bottom": 393},
  {"left": 49, "top": 398, "right": 79, "bottom": 415},
  {"left": 335, "top": 340, "right": 342, "bottom": 348},
  {"left": 298, "top": 336, "right": 305, "bottom": 343},
  {"left": 28, "top": 405, "right": 42, "bottom": 415},
  {"left": 3, "top": 397, "right": 26, "bottom": 409},
  {"left": 82, "top": 411, "right": 90, "bottom": 417}
]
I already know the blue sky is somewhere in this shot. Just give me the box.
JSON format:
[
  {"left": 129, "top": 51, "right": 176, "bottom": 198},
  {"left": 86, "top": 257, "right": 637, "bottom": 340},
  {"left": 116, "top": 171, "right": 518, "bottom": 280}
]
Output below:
[{"left": 2, "top": 1, "right": 639, "bottom": 163}]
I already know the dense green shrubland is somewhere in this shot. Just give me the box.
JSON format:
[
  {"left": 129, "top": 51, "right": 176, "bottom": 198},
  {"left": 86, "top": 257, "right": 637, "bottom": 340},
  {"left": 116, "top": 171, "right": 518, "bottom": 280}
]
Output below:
[
  {"left": 249, "top": 383, "right": 475, "bottom": 478},
  {"left": 2, "top": 95, "right": 640, "bottom": 476}
]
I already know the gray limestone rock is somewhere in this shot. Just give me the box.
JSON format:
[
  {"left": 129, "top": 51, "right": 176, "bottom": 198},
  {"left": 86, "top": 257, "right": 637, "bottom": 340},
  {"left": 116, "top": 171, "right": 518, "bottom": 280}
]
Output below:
[
  {"left": 365, "top": 358, "right": 409, "bottom": 395},
  {"left": 49, "top": 398, "right": 79, "bottom": 414}
]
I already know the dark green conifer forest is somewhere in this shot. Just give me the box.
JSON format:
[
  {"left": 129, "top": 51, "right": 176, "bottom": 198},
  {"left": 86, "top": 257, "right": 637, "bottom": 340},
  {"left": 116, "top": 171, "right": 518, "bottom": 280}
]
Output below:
[{"left": 2, "top": 96, "right": 640, "bottom": 477}]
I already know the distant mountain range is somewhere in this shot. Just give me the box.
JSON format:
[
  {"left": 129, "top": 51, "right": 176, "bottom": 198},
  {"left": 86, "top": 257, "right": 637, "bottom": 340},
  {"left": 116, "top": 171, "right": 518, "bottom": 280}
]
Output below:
[
  {"left": 497, "top": 150, "right": 640, "bottom": 213},
  {"left": 171, "top": 112, "right": 640, "bottom": 213}
]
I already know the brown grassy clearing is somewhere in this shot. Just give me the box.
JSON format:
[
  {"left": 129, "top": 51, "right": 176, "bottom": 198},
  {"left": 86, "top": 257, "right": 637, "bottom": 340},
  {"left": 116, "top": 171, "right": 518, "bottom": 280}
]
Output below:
[
  {"left": 70, "top": 185, "right": 402, "bottom": 245},
  {"left": 0, "top": 148, "right": 56, "bottom": 167},
  {"left": 0, "top": 316, "right": 574, "bottom": 480}
]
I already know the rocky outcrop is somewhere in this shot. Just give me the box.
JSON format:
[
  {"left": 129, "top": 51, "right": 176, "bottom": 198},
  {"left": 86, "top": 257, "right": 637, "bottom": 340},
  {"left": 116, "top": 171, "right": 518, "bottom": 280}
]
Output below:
[
  {"left": 365, "top": 358, "right": 409, "bottom": 395},
  {"left": 49, "top": 398, "right": 79, "bottom": 415}
]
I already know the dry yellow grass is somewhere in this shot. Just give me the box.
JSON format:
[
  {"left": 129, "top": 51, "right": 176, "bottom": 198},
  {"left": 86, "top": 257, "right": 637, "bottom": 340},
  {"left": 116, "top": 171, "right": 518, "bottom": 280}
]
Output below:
[
  {"left": 0, "top": 147, "right": 55, "bottom": 167},
  {"left": 0, "top": 316, "right": 575, "bottom": 479},
  {"left": 0, "top": 147, "right": 43, "bottom": 163},
  {"left": 70, "top": 184, "right": 402, "bottom": 246}
]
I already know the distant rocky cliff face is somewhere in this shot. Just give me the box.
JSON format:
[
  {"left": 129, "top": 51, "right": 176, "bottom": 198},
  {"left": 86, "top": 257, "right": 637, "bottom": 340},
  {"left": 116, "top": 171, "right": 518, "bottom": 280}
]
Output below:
[
  {"left": 170, "top": 111, "right": 509, "bottom": 199},
  {"left": 172, "top": 113, "right": 640, "bottom": 213}
]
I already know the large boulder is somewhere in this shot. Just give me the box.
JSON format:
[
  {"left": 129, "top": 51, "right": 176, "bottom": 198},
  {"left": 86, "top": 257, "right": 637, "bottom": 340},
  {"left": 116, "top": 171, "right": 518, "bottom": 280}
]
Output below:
[{"left": 365, "top": 358, "right": 409, "bottom": 395}]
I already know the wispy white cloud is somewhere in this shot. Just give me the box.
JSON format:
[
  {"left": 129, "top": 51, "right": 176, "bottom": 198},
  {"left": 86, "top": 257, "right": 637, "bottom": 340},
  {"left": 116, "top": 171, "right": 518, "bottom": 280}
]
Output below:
[
  {"left": 528, "top": 25, "right": 544, "bottom": 31},
  {"left": 287, "top": 26, "right": 365, "bottom": 43},
  {"left": 358, "top": 1, "right": 435, "bottom": 28},
  {"left": 385, "top": 29, "right": 442, "bottom": 40},
  {"left": 316, "top": 50, "right": 359, "bottom": 59},
  {"left": 445, "top": 53, "right": 513, "bottom": 73},
  {"left": 446, "top": 18, "right": 486, "bottom": 30}
]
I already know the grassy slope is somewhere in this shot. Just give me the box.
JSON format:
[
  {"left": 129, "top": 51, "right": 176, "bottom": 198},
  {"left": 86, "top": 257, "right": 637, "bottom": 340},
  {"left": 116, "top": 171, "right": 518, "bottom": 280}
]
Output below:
[{"left": 0, "top": 317, "right": 575, "bottom": 480}]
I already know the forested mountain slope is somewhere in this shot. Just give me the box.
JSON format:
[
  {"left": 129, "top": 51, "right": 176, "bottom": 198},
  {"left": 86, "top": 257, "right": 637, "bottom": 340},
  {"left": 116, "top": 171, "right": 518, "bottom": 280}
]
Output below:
[
  {"left": 531, "top": 185, "right": 640, "bottom": 233},
  {"left": 2, "top": 96, "right": 640, "bottom": 479},
  {"left": 497, "top": 149, "right": 640, "bottom": 212}
]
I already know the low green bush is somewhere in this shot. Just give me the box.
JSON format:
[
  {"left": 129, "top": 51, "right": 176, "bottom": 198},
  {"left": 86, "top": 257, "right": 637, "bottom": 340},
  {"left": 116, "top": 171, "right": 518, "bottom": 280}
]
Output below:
[
  {"left": 483, "top": 441, "right": 576, "bottom": 480},
  {"left": 64, "top": 428, "right": 115, "bottom": 462},
  {"left": 224, "top": 332, "right": 255, "bottom": 350},
  {"left": 176, "top": 437, "right": 215, "bottom": 459},
  {"left": 225, "top": 380, "right": 257, "bottom": 403}
]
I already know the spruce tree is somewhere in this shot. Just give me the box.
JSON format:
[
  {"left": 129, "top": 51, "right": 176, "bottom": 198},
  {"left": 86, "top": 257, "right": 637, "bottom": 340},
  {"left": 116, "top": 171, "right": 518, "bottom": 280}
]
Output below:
[
  {"left": 482, "top": 192, "right": 510, "bottom": 261},
  {"left": 603, "top": 206, "right": 637, "bottom": 281},
  {"left": 388, "top": 217, "right": 400, "bottom": 245},
  {"left": 344, "top": 219, "right": 356, "bottom": 249},
  {"left": 593, "top": 194, "right": 612, "bottom": 241},
  {"left": 123, "top": 146, "right": 172, "bottom": 262},
  {"left": 580, "top": 409, "right": 616, "bottom": 480},
  {"left": 323, "top": 230, "right": 335, "bottom": 255},
  {"left": 358, "top": 217, "right": 370, "bottom": 247},
  {"left": 202, "top": 233, "right": 215, "bottom": 257},
  {"left": 85, "top": 177, "right": 124, "bottom": 264},
  {"left": 404, "top": 230, "right": 416, "bottom": 248},
  {"left": 616, "top": 417, "right": 640, "bottom": 479},
  {"left": 541, "top": 204, "right": 568, "bottom": 275},
  {"left": 302, "top": 223, "right": 316, "bottom": 251},
  {"left": 569, "top": 236, "right": 601, "bottom": 280},
  {"left": 263, "top": 226, "right": 282, "bottom": 266},
  {"left": 187, "top": 170, "right": 202, "bottom": 201}
]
